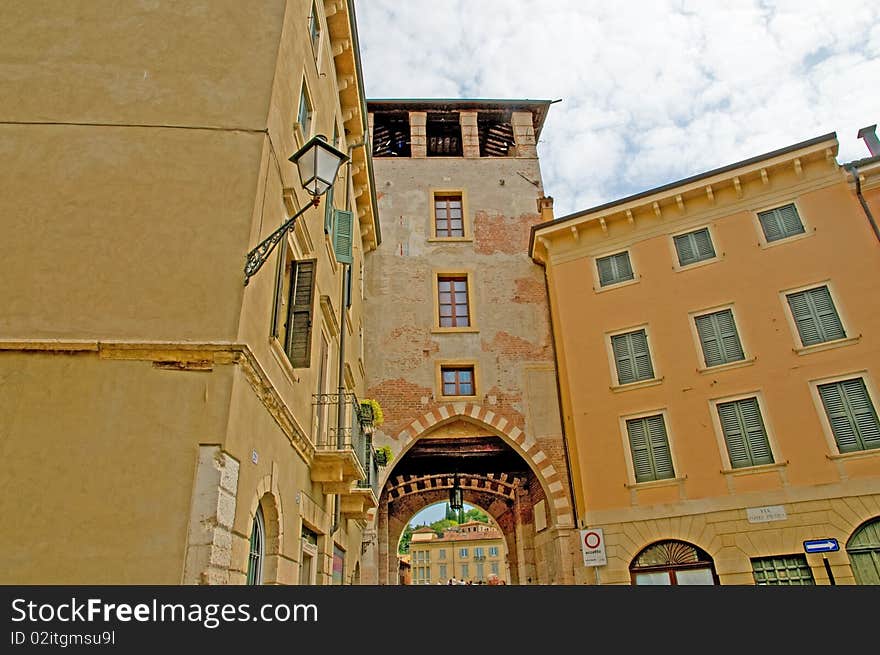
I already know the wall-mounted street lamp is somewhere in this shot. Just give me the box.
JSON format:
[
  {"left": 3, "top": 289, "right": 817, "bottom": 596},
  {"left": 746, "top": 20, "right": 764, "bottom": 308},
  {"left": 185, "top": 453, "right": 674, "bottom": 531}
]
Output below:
[{"left": 244, "top": 134, "right": 349, "bottom": 286}]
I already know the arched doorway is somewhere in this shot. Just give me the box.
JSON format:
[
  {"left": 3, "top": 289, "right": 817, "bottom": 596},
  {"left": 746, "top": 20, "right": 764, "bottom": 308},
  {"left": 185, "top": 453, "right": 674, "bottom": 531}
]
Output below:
[
  {"left": 630, "top": 540, "right": 719, "bottom": 585},
  {"left": 847, "top": 517, "right": 880, "bottom": 584}
]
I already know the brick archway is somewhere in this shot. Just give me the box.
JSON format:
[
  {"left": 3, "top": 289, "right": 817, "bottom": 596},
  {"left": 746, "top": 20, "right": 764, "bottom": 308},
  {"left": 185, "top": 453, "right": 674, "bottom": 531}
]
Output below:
[{"left": 384, "top": 402, "right": 572, "bottom": 526}]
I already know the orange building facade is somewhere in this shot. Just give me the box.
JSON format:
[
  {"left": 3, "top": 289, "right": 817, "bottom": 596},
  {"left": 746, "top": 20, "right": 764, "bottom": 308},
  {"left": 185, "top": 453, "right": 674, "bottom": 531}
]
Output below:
[{"left": 531, "top": 132, "right": 880, "bottom": 585}]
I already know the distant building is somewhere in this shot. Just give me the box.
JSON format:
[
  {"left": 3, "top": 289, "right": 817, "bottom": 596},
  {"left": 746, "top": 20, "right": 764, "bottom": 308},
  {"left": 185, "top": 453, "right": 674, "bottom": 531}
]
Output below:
[
  {"left": 408, "top": 521, "right": 509, "bottom": 584},
  {"left": 531, "top": 129, "right": 880, "bottom": 585}
]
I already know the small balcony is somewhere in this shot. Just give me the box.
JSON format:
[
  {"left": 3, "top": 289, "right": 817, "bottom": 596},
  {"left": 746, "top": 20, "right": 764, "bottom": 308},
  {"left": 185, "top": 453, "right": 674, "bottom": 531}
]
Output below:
[{"left": 310, "top": 392, "right": 367, "bottom": 494}]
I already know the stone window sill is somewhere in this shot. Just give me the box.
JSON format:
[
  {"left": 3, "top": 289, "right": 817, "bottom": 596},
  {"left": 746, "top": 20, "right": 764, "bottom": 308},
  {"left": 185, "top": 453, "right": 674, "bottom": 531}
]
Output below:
[
  {"left": 432, "top": 327, "right": 480, "bottom": 334},
  {"left": 611, "top": 377, "right": 664, "bottom": 393},
  {"left": 594, "top": 277, "right": 640, "bottom": 294},
  {"left": 673, "top": 255, "right": 722, "bottom": 273},
  {"left": 625, "top": 476, "right": 686, "bottom": 490},
  {"left": 720, "top": 461, "right": 788, "bottom": 477},
  {"left": 794, "top": 335, "right": 861, "bottom": 356},
  {"left": 698, "top": 356, "right": 757, "bottom": 374},
  {"left": 758, "top": 228, "right": 815, "bottom": 249},
  {"left": 826, "top": 448, "right": 880, "bottom": 462},
  {"left": 428, "top": 237, "right": 473, "bottom": 243}
]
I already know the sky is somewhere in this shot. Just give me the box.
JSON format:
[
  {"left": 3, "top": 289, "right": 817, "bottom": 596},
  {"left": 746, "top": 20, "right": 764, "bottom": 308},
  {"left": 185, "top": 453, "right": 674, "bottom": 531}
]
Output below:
[
  {"left": 409, "top": 502, "right": 477, "bottom": 527},
  {"left": 354, "top": 0, "right": 880, "bottom": 217}
]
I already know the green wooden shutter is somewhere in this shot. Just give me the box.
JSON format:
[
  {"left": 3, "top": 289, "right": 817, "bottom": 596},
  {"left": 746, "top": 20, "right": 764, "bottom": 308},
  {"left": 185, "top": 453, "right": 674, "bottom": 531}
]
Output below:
[
  {"left": 627, "top": 415, "right": 674, "bottom": 482},
  {"left": 597, "top": 252, "right": 634, "bottom": 286},
  {"left": 674, "top": 228, "right": 715, "bottom": 266},
  {"left": 695, "top": 309, "right": 744, "bottom": 367},
  {"left": 286, "top": 259, "right": 316, "bottom": 368},
  {"left": 758, "top": 203, "right": 804, "bottom": 242},
  {"left": 787, "top": 286, "right": 845, "bottom": 346},
  {"left": 818, "top": 379, "right": 880, "bottom": 453},
  {"left": 612, "top": 329, "right": 654, "bottom": 385},
  {"left": 333, "top": 209, "right": 353, "bottom": 265},
  {"left": 717, "top": 397, "right": 773, "bottom": 468}
]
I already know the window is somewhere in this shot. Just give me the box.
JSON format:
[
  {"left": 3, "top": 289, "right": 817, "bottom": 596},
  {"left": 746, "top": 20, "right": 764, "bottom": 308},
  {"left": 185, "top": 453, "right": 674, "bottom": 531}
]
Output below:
[
  {"left": 461, "top": 563, "right": 469, "bottom": 578},
  {"left": 434, "top": 194, "right": 464, "bottom": 237},
  {"left": 439, "top": 564, "right": 448, "bottom": 580},
  {"left": 596, "top": 251, "right": 634, "bottom": 287},
  {"left": 694, "top": 309, "right": 745, "bottom": 367},
  {"left": 460, "top": 548, "right": 469, "bottom": 558},
  {"left": 438, "top": 549, "right": 446, "bottom": 560},
  {"left": 489, "top": 546, "right": 498, "bottom": 557},
  {"left": 490, "top": 562, "right": 499, "bottom": 576},
  {"left": 297, "top": 82, "right": 313, "bottom": 139},
  {"left": 438, "top": 276, "right": 470, "bottom": 327},
  {"left": 332, "top": 544, "right": 344, "bottom": 585},
  {"left": 442, "top": 366, "right": 475, "bottom": 397},
  {"left": 716, "top": 397, "right": 774, "bottom": 468},
  {"left": 476, "top": 562, "right": 485, "bottom": 580},
  {"left": 751, "top": 555, "right": 814, "bottom": 585},
  {"left": 758, "top": 203, "right": 805, "bottom": 242},
  {"left": 611, "top": 329, "right": 654, "bottom": 385},
  {"left": 308, "top": 1, "right": 321, "bottom": 54},
  {"left": 300, "top": 527, "right": 319, "bottom": 585},
  {"left": 630, "top": 541, "right": 718, "bottom": 586},
  {"left": 674, "top": 227, "right": 716, "bottom": 267},
  {"left": 786, "top": 286, "right": 846, "bottom": 347},
  {"left": 847, "top": 517, "right": 880, "bottom": 585},
  {"left": 626, "top": 414, "right": 675, "bottom": 483},
  {"left": 276, "top": 259, "right": 316, "bottom": 368},
  {"left": 474, "top": 547, "right": 485, "bottom": 559},
  {"left": 246, "top": 506, "right": 265, "bottom": 585},
  {"left": 314, "top": 334, "right": 330, "bottom": 444},
  {"left": 817, "top": 378, "right": 880, "bottom": 453}
]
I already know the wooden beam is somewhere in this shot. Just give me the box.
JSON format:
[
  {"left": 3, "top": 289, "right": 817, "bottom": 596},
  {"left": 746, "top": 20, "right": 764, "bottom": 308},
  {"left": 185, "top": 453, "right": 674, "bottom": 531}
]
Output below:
[
  {"left": 706, "top": 185, "right": 714, "bottom": 203},
  {"left": 653, "top": 201, "right": 662, "bottom": 218},
  {"left": 733, "top": 176, "right": 742, "bottom": 198},
  {"left": 760, "top": 168, "right": 769, "bottom": 185}
]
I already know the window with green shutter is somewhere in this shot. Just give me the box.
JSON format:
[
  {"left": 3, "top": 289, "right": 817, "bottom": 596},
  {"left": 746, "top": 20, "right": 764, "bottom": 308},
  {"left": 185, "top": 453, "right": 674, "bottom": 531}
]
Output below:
[
  {"left": 332, "top": 209, "right": 354, "bottom": 265},
  {"left": 786, "top": 286, "right": 845, "bottom": 346},
  {"left": 596, "top": 251, "right": 634, "bottom": 287},
  {"left": 694, "top": 309, "right": 745, "bottom": 367},
  {"left": 751, "top": 555, "right": 814, "bottom": 585},
  {"left": 611, "top": 329, "right": 654, "bottom": 385},
  {"left": 716, "top": 397, "right": 774, "bottom": 468},
  {"left": 817, "top": 378, "right": 880, "bottom": 453},
  {"left": 626, "top": 414, "right": 675, "bottom": 482},
  {"left": 674, "top": 228, "right": 716, "bottom": 267},
  {"left": 757, "top": 203, "right": 805, "bottom": 242},
  {"left": 285, "top": 259, "right": 316, "bottom": 368}
]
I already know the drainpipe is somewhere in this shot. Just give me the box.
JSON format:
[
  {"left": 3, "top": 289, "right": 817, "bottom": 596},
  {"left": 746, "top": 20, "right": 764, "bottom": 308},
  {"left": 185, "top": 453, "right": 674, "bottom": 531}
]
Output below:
[{"left": 846, "top": 162, "right": 880, "bottom": 243}]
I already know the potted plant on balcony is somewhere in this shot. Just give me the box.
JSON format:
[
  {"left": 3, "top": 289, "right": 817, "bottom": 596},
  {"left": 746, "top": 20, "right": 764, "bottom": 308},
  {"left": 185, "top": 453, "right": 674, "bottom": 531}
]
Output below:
[
  {"left": 359, "top": 398, "right": 384, "bottom": 429},
  {"left": 374, "top": 445, "right": 393, "bottom": 467}
]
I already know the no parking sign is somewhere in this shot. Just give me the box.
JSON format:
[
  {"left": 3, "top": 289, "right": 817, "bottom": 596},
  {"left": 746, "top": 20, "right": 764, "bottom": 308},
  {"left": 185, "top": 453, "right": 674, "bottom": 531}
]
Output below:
[{"left": 580, "top": 528, "right": 607, "bottom": 567}]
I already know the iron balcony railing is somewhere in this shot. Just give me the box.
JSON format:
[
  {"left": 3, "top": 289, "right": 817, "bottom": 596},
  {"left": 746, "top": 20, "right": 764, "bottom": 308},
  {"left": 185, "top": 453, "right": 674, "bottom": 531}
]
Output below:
[{"left": 312, "top": 392, "right": 368, "bottom": 475}]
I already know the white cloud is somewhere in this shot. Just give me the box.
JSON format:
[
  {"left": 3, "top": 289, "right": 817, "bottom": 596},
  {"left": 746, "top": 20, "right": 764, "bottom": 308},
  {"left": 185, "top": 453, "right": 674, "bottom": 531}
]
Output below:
[{"left": 355, "top": 0, "right": 880, "bottom": 216}]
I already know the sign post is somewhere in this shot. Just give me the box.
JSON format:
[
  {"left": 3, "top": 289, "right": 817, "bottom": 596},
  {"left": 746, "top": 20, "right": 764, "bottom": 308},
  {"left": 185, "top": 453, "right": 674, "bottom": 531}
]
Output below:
[
  {"left": 580, "top": 528, "right": 607, "bottom": 567},
  {"left": 803, "top": 538, "right": 839, "bottom": 585}
]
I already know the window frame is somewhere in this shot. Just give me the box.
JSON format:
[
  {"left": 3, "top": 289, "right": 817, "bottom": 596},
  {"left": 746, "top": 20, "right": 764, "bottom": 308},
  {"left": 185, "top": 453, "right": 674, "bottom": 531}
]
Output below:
[
  {"left": 751, "top": 554, "right": 815, "bottom": 585},
  {"left": 708, "top": 391, "right": 781, "bottom": 472},
  {"left": 295, "top": 77, "right": 314, "bottom": 147},
  {"left": 437, "top": 361, "right": 479, "bottom": 399},
  {"left": 669, "top": 224, "right": 721, "bottom": 271},
  {"left": 432, "top": 270, "right": 478, "bottom": 333},
  {"left": 688, "top": 303, "right": 753, "bottom": 372},
  {"left": 618, "top": 408, "right": 681, "bottom": 487},
  {"left": 809, "top": 371, "right": 880, "bottom": 458},
  {"left": 429, "top": 189, "right": 471, "bottom": 241},
  {"left": 753, "top": 200, "right": 813, "bottom": 248},
  {"left": 592, "top": 249, "right": 639, "bottom": 292},
  {"left": 604, "top": 324, "right": 662, "bottom": 390},
  {"left": 307, "top": 0, "right": 322, "bottom": 62},
  {"left": 246, "top": 505, "right": 265, "bottom": 585},
  {"left": 779, "top": 280, "right": 857, "bottom": 353}
]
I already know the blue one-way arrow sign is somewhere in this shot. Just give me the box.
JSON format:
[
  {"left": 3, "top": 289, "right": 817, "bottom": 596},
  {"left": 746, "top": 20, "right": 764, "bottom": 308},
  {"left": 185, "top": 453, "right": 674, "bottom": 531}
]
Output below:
[{"left": 803, "top": 538, "right": 840, "bottom": 554}]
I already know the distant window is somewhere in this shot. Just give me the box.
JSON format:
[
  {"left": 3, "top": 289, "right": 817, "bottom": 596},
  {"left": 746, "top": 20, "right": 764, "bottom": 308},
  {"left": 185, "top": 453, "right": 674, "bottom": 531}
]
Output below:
[
  {"left": 434, "top": 195, "right": 464, "bottom": 237},
  {"left": 817, "top": 378, "right": 880, "bottom": 453},
  {"left": 489, "top": 546, "right": 498, "bottom": 557},
  {"left": 674, "top": 227, "right": 716, "bottom": 266},
  {"left": 427, "top": 112, "right": 462, "bottom": 156},
  {"left": 694, "top": 309, "right": 745, "bottom": 367},
  {"left": 752, "top": 555, "right": 814, "bottom": 585},
  {"left": 438, "top": 549, "right": 446, "bottom": 560},
  {"left": 460, "top": 548, "right": 469, "bottom": 558},
  {"left": 786, "top": 286, "right": 845, "bottom": 346},
  {"left": 297, "top": 83, "right": 313, "bottom": 138},
  {"left": 611, "top": 329, "right": 654, "bottom": 385},
  {"left": 716, "top": 397, "right": 774, "bottom": 468},
  {"left": 758, "top": 203, "right": 805, "bottom": 242},
  {"left": 626, "top": 414, "right": 675, "bottom": 483},
  {"left": 442, "top": 366, "right": 475, "bottom": 397},
  {"left": 246, "top": 506, "right": 265, "bottom": 585},
  {"left": 438, "top": 276, "right": 470, "bottom": 327},
  {"left": 596, "top": 251, "right": 634, "bottom": 287},
  {"left": 308, "top": 1, "right": 321, "bottom": 54}
]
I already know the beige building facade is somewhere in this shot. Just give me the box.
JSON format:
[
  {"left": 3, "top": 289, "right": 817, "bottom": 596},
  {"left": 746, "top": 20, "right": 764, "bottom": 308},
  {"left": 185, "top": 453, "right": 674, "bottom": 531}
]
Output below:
[
  {"left": 408, "top": 521, "right": 510, "bottom": 584},
  {"left": 0, "top": 0, "right": 380, "bottom": 585},
  {"left": 532, "top": 131, "right": 880, "bottom": 585}
]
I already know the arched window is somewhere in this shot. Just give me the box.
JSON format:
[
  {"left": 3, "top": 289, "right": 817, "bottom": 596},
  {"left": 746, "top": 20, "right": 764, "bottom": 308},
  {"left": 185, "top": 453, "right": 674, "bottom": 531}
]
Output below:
[
  {"left": 847, "top": 517, "right": 880, "bottom": 585},
  {"left": 247, "top": 506, "right": 265, "bottom": 585},
  {"left": 630, "top": 540, "right": 718, "bottom": 585}
]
